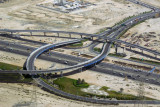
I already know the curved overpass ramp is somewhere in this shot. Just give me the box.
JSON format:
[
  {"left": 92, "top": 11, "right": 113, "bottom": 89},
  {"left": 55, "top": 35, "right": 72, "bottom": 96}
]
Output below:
[{"left": 0, "top": 39, "right": 110, "bottom": 74}]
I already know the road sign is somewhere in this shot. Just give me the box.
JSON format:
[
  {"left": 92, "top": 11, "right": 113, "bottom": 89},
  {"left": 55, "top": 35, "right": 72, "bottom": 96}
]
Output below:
[{"left": 149, "top": 67, "right": 156, "bottom": 73}]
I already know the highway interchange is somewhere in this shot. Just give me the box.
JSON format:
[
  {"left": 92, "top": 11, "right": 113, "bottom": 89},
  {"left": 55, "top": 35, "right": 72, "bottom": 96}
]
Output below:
[{"left": 0, "top": 0, "right": 160, "bottom": 105}]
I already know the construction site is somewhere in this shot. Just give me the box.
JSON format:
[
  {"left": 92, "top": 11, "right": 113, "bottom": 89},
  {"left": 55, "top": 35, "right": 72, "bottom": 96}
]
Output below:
[{"left": 37, "top": 0, "right": 94, "bottom": 13}]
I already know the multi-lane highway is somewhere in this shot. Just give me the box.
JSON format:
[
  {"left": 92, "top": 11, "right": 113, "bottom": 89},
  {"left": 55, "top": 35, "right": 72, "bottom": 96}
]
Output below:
[
  {"left": 127, "top": 0, "right": 160, "bottom": 11},
  {"left": 1, "top": 39, "right": 160, "bottom": 86}
]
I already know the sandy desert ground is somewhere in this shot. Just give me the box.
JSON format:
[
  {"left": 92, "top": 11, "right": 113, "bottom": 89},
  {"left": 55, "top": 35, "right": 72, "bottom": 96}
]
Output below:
[
  {"left": 141, "top": 0, "right": 160, "bottom": 8},
  {"left": 120, "top": 17, "right": 160, "bottom": 52},
  {"left": 0, "top": 71, "right": 160, "bottom": 107},
  {"left": 0, "top": 0, "right": 150, "bottom": 33}
]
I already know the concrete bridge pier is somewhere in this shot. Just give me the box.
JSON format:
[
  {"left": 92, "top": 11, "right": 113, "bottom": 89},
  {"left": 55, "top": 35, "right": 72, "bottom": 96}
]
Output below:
[
  {"left": 91, "top": 37, "right": 94, "bottom": 40},
  {"left": 106, "top": 39, "right": 111, "bottom": 43},
  {"left": 60, "top": 71, "right": 63, "bottom": 77},
  {"left": 30, "top": 32, "right": 32, "bottom": 36},
  {"left": 155, "top": 54, "right": 157, "bottom": 58},
  {"left": 79, "top": 68, "right": 82, "bottom": 72},
  {"left": 80, "top": 35, "right": 82, "bottom": 38},
  {"left": 57, "top": 33, "right": 59, "bottom": 37},
  {"left": 94, "top": 63, "right": 96, "bottom": 66},
  {"left": 44, "top": 32, "right": 46, "bottom": 36},
  {"left": 141, "top": 50, "right": 143, "bottom": 53},
  {"left": 69, "top": 34, "right": 71, "bottom": 38},
  {"left": 123, "top": 47, "right": 125, "bottom": 53},
  {"left": 130, "top": 47, "right": 132, "bottom": 50},
  {"left": 115, "top": 45, "right": 118, "bottom": 54}
]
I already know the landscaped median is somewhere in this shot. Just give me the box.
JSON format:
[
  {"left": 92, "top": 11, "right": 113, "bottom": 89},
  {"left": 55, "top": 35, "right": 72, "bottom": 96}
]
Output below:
[
  {"left": 0, "top": 62, "right": 22, "bottom": 70},
  {"left": 95, "top": 11, "right": 152, "bottom": 36},
  {"left": 50, "top": 77, "right": 90, "bottom": 96},
  {"left": 130, "top": 57, "right": 160, "bottom": 66},
  {"left": 66, "top": 39, "right": 88, "bottom": 48},
  {"left": 100, "top": 86, "right": 153, "bottom": 100},
  {"left": 94, "top": 47, "right": 160, "bottom": 66},
  {"left": 0, "top": 62, "right": 32, "bottom": 83},
  {"left": 40, "top": 76, "right": 154, "bottom": 100},
  {"left": 94, "top": 47, "right": 126, "bottom": 58}
]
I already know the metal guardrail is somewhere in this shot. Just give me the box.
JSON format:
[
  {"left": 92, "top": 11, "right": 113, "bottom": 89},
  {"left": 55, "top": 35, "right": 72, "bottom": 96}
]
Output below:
[
  {"left": 0, "top": 29, "right": 98, "bottom": 37},
  {"left": 36, "top": 78, "right": 160, "bottom": 104}
]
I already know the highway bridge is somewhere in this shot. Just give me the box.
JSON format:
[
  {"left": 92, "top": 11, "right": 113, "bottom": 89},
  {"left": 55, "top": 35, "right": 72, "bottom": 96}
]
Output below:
[
  {"left": 1, "top": 11, "right": 160, "bottom": 57},
  {"left": 0, "top": 39, "right": 160, "bottom": 85}
]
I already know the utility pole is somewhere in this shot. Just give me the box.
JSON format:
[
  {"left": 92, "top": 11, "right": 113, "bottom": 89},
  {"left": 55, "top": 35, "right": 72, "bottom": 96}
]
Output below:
[
  {"left": 30, "top": 79, "right": 37, "bottom": 107},
  {"left": 80, "top": 0, "right": 84, "bottom": 4},
  {"left": 135, "top": 75, "right": 148, "bottom": 107},
  {"left": 137, "top": 81, "right": 145, "bottom": 107}
]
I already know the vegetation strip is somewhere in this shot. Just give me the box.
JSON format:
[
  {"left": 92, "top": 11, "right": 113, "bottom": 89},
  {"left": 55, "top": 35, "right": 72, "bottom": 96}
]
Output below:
[
  {"left": 100, "top": 86, "right": 154, "bottom": 100},
  {"left": 67, "top": 39, "right": 88, "bottom": 48},
  {"left": 130, "top": 57, "right": 160, "bottom": 65},
  {"left": 0, "top": 62, "right": 32, "bottom": 83}
]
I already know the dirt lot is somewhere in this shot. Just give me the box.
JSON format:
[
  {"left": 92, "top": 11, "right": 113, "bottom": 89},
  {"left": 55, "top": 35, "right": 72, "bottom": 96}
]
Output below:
[
  {"left": 0, "top": 70, "right": 160, "bottom": 107},
  {"left": 141, "top": 0, "right": 160, "bottom": 8},
  {"left": 120, "top": 17, "right": 160, "bottom": 52},
  {"left": 0, "top": 0, "right": 150, "bottom": 33}
]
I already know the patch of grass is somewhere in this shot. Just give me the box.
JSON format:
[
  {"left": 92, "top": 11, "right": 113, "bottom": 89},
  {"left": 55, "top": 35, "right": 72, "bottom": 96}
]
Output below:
[
  {"left": 67, "top": 39, "right": 88, "bottom": 48},
  {"left": 40, "top": 77, "right": 54, "bottom": 87},
  {"left": 95, "top": 11, "right": 152, "bottom": 37},
  {"left": 100, "top": 86, "right": 154, "bottom": 100},
  {"left": 44, "top": 77, "right": 108, "bottom": 98},
  {"left": 73, "top": 80, "right": 89, "bottom": 88},
  {"left": 0, "top": 62, "right": 22, "bottom": 70},
  {"left": 53, "top": 77, "right": 90, "bottom": 96},
  {"left": 70, "top": 42, "right": 83, "bottom": 47},
  {"left": 41, "top": 77, "right": 154, "bottom": 100},
  {"left": 0, "top": 62, "right": 32, "bottom": 83},
  {"left": 94, "top": 47, "right": 102, "bottom": 52},
  {"left": 117, "top": 20, "right": 145, "bottom": 39},
  {"left": 0, "top": 73, "right": 32, "bottom": 83},
  {"left": 114, "top": 11, "right": 152, "bottom": 28},
  {"left": 130, "top": 57, "right": 160, "bottom": 65},
  {"left": 109, "top": 53, "right": 126, "bottom": 58},
  {"left": 111, "top": 44, "right": 115, "bottom": 48},
  {"left": 93, "top": 48, "right": 125, "bottom": 58}
]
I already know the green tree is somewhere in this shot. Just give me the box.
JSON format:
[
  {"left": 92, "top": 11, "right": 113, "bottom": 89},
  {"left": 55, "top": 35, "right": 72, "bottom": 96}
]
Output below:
[
  {"left": 120, "top": 88, "right": 124, "bottom": 93},
  {"left": 77, "top": 78, "right": 81, "bottom": 85},
  {"left": 81, "top": 79, "right": 85, "bottom": 84}
]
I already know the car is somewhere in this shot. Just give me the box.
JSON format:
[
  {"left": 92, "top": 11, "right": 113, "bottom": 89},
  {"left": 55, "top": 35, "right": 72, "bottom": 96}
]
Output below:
[
  {"left": 122, "top": 68, "right": 125, "bottom": 71},
  {"left": 134, "top": 69, "right": 138, "bottom": 72},
  {"left": 127, "top": 75, "right": 131, "bottom": 78},
  {"left": 146, "top": 79, "right": 149, "bottom": 81},
  {"left": 137, "top": 75, "right": 140, "bottom": 78},
  {"left": 146, "top": 73, "right": 151, "bottom": 76},
  {"left": 64, "top": 61, "right": 68, "bottom": 64},
  {"left": 132, "top": 77, "right": 136, "bottom": 80},
  {"left": 120, "top": 73, "right": 123, "bottom": 76}
]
